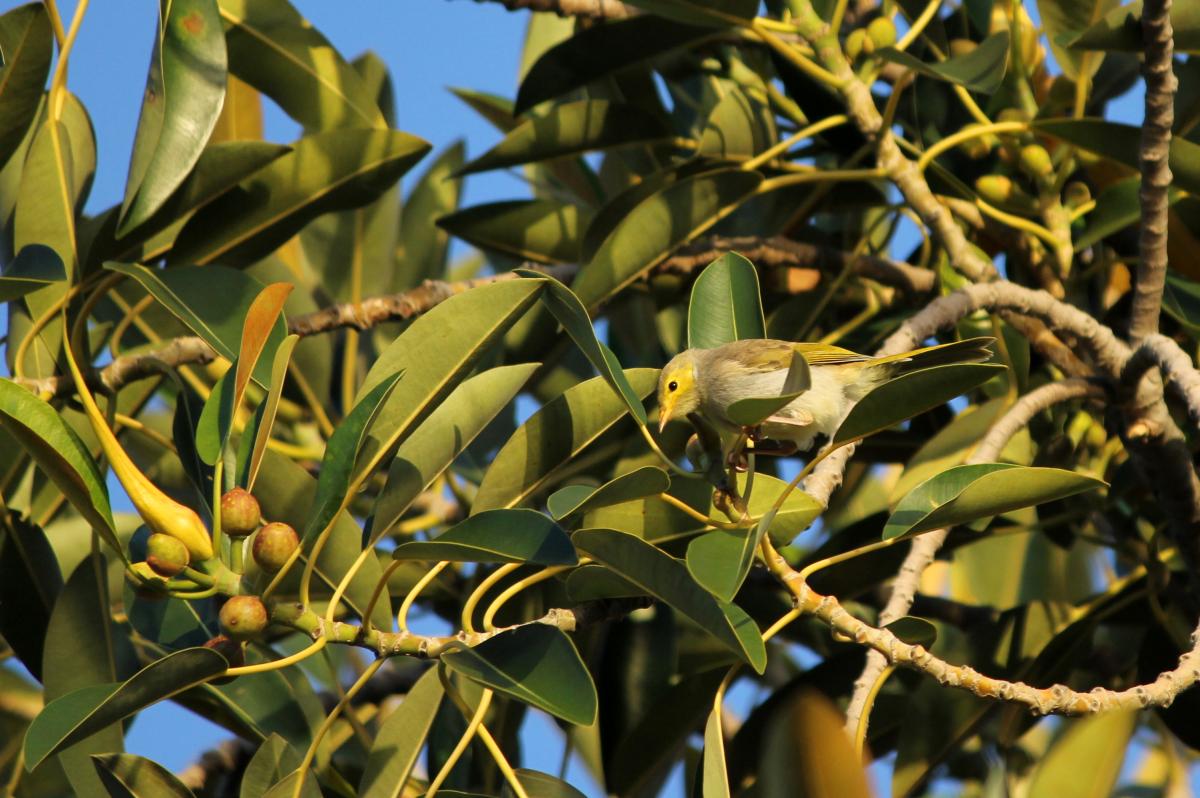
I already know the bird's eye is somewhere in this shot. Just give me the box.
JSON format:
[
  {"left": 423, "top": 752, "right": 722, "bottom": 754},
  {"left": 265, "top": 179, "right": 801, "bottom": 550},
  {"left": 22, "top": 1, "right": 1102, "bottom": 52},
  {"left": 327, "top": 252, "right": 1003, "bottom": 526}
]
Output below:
[{"left": 668, "top": 381, "right": 678, "bottom": 392}]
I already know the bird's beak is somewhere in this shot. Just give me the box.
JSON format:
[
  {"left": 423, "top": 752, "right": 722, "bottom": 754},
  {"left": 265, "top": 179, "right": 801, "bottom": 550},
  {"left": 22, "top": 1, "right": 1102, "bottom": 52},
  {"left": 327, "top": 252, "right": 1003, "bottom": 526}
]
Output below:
[{"left": 657, "top": 396, "right": 675, "bottom": 435}]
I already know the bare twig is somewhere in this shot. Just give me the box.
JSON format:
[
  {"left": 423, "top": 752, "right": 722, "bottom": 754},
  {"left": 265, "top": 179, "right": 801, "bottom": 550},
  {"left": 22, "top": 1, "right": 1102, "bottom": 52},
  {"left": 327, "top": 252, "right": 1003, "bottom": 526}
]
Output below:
[
  {"left": 1130, "top": 0, "right": 1177, "bottom": 340},
  {"left": 475, "top": 0, "right": 636, "bottom": 19}
]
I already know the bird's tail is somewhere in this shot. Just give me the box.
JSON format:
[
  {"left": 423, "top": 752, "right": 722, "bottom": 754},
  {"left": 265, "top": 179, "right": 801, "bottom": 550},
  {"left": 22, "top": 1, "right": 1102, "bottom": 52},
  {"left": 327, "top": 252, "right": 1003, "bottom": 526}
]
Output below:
[{"left": 871, "top": 336, "right": 995, "bottom": 374}]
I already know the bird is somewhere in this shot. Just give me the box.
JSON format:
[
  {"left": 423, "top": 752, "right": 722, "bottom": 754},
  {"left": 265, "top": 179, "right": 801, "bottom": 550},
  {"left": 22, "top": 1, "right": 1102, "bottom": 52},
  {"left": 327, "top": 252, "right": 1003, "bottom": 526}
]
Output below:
[{"left": 657, "top": 337, "right": 995, "bottom": 456}]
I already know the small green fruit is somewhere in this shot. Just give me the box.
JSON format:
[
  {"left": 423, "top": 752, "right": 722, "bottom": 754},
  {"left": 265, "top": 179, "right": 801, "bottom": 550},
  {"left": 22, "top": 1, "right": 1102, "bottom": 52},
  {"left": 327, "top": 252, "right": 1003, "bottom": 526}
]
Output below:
[
  {"left": 221, "top": 488, "right": 261, "bottom": 538},
  {"left": 1019, "top": 144, "right": 1054, "bottom": 182},
  {"left": 845, "top": 29, "right": 868, "bottom": 62},
  {"left": 975, "top": 174, "right": 1015, "bottom": 204},
  {"left": 253, "top": 522, "right": 300, "bottom": 573},
  {"left": 1063, "top": 181, "right": 1092, "bottom": 208},
  {"left": 219, "top": 596, "right": 269, "bottom": 641},
  {"left": 867, "top": 18, "right": 897, "bottom": 49},
  {"left": 146, "top": 533, "right": 190, "bottom": 577}
]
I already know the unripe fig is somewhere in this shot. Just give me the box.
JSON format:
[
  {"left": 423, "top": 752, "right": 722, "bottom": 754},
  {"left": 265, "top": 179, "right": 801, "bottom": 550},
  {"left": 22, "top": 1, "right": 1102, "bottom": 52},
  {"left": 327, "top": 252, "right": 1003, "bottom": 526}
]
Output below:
[
  {"left": 845, "top": 29, "right": 868, "bottom": 62},
  {"left": 1019, "top": 144, "right": 1054, "bottom": 182},
  {"left": 146, "top": 533, "right": 190, "bottom": 577},
  {"left": 1063, "top": 181, "right": 1092, "bottom": 208},
  {"left": 221, "top": 488, "right": 261, "bottom": 538},
  {"left": 253, "top": 522, "right": 300, "bottom": 572},
  {"left": 867, "top": 17, "right": 897, "bottom": 49},
  {"left": 203, "top": 634, "right": 244, "bottom": 683},
  {"left": 975, "top": 174, "right": 1015, "bottom": 204},
  {"left": 219, "top": 596, "right": 269, "bottom": 641},
  {"left": 948, "top": 38, "right": 976, "bottom": 58}
]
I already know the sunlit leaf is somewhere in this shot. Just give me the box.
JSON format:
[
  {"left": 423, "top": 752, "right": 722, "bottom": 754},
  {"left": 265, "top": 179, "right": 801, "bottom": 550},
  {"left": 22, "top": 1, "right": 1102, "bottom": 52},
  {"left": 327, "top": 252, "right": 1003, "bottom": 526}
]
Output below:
[
  {"left": 240, "top": 735, "right": 299, "bottom": 798},
  {"left": 393, "top": 509, "right": 576, "bottom": 565},
  {"left": 360, "top": 667, "right": 444, "bottom": 798},
  {"left": 439, "top": 199, "right": 590, "bottom": 264},
  {"left": 876, "top": 31, "right": 1009, "bottom": 92},
  {"left": 548, "top": 467, "right": 671, "bottom": 520},
  {"left": 687, "top": 252, "right": 766, "bottom": 350},
  {"left": 1027, "top": 712, "right": 1137, "bottom": 797},
  {"left": 93, "top": 753, "right": 197, "bottom": 798},
  {"left": 1067, "top": 0, "right": 1200, "bottom": 53}
]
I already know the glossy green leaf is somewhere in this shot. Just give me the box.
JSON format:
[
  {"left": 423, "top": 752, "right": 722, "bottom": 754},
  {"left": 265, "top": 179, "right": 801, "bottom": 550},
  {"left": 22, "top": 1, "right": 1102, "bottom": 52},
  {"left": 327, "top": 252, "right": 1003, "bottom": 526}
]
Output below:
[
  {"left": 195, "top": 360, "right": 235, "bottom": 465},
  {"left": 702, "top": 702, "right": 731, "bottom": 798},
  {"left": 439, "top": 200, "right": 590, "bottom": 264},
  {"left": 883, "top": 463, "right": 1106, "bottom": 539},
  {"left": 397, "top": 140, "right": 464, "bottom": 287},
  {"left": 511, "top": 769, "right": 589, "bottom": 798},
  {"left": 260, "top": 770, "right": 322, "bottom": 798},
  {"left": 393, "top": 509, "right": 576, "bottom": 565},
  {"left": 119, "top": 0, "right": 227, "bottom": 235},
  {"left": 1034, "top": 118, "right": 1200, "bottom": 196},
  {"left": 218, "top": 0, "right": 386, "bottom": 130},
  {"left": 459, "top": 100, "right": 671, "bottom": 176},
  {"left": 355, "top": 280, "right": 544, "bottom": 494},
  {"left": 884, "top": 616, "right": 938, "bottom": 647},
  {"left": 621, "top": 0, "right": 758, "bottom": 27},
  {"left": 1043, "top": 0, "right": 1121, "bottom": 79},
  {"left": 698, "top": 83, "right": 775, "bottom": 160},
  {"left": 564, "top": 563, "right": 643, "bottom": 601},
  {"left": 169, "top": 128, "right": 429, "bottom": 266},
  {"left": 25, "top": 648, "right": 228, "bottom": 770},
  {"left": 239, "top": 333, "right": 297, "bottom": 491},
  {"left": 303, "top": 372, "right": 402, "bottom": 545},
  {"left": 93, "top": 753, "right": 196, "bottom": 798},
  {"left": 360, "top": 667, "right": 444, "bottom": 798},
  {"left": 572, "top": 168, "right": 762, "bottom": 311},
  {"left": 515, "top": 15, "right": 714, "bottom": 112},
  {"left": 877, "top": 32, "right": 1009, "bottom": 93},
  {"left": 723, "top": 352, "right": 812, "bottom": 427},
  {"left": 1027, "top": 712, "right": 1137, "bottom": 797},
  {"left": 0, "top": 380, "right": 118, "bottom": 552},
  {"left": 473, "top": 370, "right": 659, "bottom": 512},
  {"left": 1068, "top": 0, "right": 1200, "bottom": 53},
  {"left": 687, "top": 252, "right": 765, "bottom": 350},
  {"left": 0, "top": 516, "right": 61, "bottom": 680},
  {"left": 686, "top": 529, "right": 752, "bottom": 603},
  {"left": 450, "top": 86, "right": 517, "bottom": 132},
  {"left": 889, "top": 398, "right": 1009, "bottom": 506},
  {"left": 0, "top": 3, "right": 52, "bottom": 169},
  {"left": 443, "top": 624, "right": 597, "bottom": 725},
  {"left": 1075, "top": 177, "right": 1183, "bottom": 253},
  {"left": 0, "top": 243, "right": 66, "bottom": 302},
  {"left": 833, "top": 363, "right": 1006, "bottom": 444},
  {"left": 521, "top": 270, "right": 650, "bottom": 424},
  {"left": 240, "top": 735, "right": 299, "bottom": 798},
  {"left": 548, "top": 467, "right": 671, "bottom": 520},
  {"left": 373, "top": 362, "right": 533, "bottom": 534},
  {"left": 572, "top": 528, "right": 766, "bottom": 672}
]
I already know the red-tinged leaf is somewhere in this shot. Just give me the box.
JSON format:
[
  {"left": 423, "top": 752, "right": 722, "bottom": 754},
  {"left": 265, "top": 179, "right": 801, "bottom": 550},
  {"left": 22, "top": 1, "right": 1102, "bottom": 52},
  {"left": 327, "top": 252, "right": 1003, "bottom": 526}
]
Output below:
[{"left": 233, "top": 281, "right": 293, "bottom": 414}]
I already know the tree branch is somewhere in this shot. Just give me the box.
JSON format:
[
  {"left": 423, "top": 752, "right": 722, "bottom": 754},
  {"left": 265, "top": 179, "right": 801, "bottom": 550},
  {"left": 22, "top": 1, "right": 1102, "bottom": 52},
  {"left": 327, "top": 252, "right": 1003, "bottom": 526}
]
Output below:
[
  {"left": 1130, "top": 0, "right": 1177, "bottom": 340},
  {"left": 843, "top": 378, "right": 1104, "bottom": 735},
  {"left": 474, "top": 0, "right": 636, "bottom": 19}
]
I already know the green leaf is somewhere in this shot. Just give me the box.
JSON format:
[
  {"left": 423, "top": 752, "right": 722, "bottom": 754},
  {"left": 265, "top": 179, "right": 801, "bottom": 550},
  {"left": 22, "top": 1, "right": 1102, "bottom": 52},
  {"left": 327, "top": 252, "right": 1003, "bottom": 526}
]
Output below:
[
  {"left": 25, "top": 648, "right": 229, "bottom": 770},
  {"left": 1067, "top": 0, "right": 1200, "bottom": 53},
  {"left": 883, "top": 463, "right": 1106, "bottom": 540},
  {"left": 169, "top": 128, "right": 430, "bottom": 266},
  {"left": 355, "top": 280, "right": 545, "bottom": 492},
  {"left": 0, "top": 516, "right": 61, "bottom": 680},
  {"left": 779, "top": 692, "right": 872, "bottom": 798},
  {"left": 195, "top": 361, "right": 236, "bottom": 465},
  {"left": 876, "top": 32, "right": 1010, "bottom": 93},
  {"left": 392, "top": 509, "right": 577, "bottom": 566},
  {"left": 1075, "top": 177, "right": 1183, "bottom": 252},
  {"left": 702, "top": 702, "right": 731, "bottom": 798},
  {"left": 450, "top": 86, "right": 517, "bottom": 133},
  {"left": 515, "top": 16, "right": 714, "bottom": 113},
  {"left": 620, "top": 0, "right": 758, "bottom": 27},
  {"left": 0, "top": 380, "right": 118, "bottom": 552},
  {"left": 685, "top": 529, "right": 751, "bottom": 603},
  {"left": 884, "top": 616, "right": 938, "bottom": 647},
  {"left": 373, "top": 364, "right": 536, "bottom": 538},
  {"left": 687, "top": 252, "right": 766, "bottom": 350},
  {"left": 439, "top": 200, "right": 590, "bottom": 264},
  {"left": 572, "top": 528, "right": 766, "bottom": 672},
  {"left": 0, "top": 3, "right": 52, "bottom": 169},
  {"left": 104, "top": 262, "right": 286, "bottom": 389},
  {"left": 458, "top": 100, "right": 671, "bottom": 176},
  {"left": 1164, "top": 271, "right": 1200, "bottom": 333},
  {"left": 723, "top": 352, "right": 812, "bottom": 427},
  {"left": 1027, "top": 712, "right": 1137, "bottom": 797},
  {"left": 1034, "top": 118, "right": 1200, "bottom": 197},
  {"left": 239, "top": 333, "right": 298, "bottom": 491},
  {"left": 118, "top": 0, "right": 227, "bottom": 235},
  {"left": 0, "top": 243, "right": 66, "bottom": 302},
  {"left": 547, "top": 466, "right": 671, "bottom": 520},
  {"left": 218, "top": 0, "right": 386, "bottom": 130},
  {"left": 443, "top": 624, "right": 598, "bottom": 725},
  {"left": 397, "top": 140, "right": 464, "bottom": 287},
  {"left": 473, "top": 370, "right": 659, "bottom": 512},
  {"left": 1039, "top": 0, "right": 1119, "bottom": 80},
  {"left": 697, "top": 83, "right": 776, "bottom": 160},
  {"left": 360, "top": 667, "right": 444, "bottom": 798},
  {"left": 521, "top": 270, "right": 651, "bottom": 424},
  {"left": 572, "top": 168, "right": 762, "bottom": 311},
  {"left": 260, "top": 770, "right": 322, "bottom": 798},
  {"left": 240, "top": 735, "right": 299, "bottom": 798},
  {"left": 833, "top": 363, "right": 1006, "bottom": 444},
  {"left": 510, "top": 770, "right": 589, "bottom": 798},
  {"left": 93, "top": 753, "right": 196, "bottom": 798},
  {"left": 889, "top": 398, "right": 1009, "bottom": 507},
  {"left": 301, "top": 372, "right": 402, "bottom": 546}
]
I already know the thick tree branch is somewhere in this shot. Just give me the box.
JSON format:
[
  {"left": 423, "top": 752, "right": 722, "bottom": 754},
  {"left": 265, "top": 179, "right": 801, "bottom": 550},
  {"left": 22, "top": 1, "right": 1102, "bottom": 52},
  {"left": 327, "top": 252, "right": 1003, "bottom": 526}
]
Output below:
[
  {"left": 1127, "top": 334, "right": 1200, "bottom": 427},
  {"left": 842, "top": 378, "right": 1104, "bottom": 735},
  {"left": 1130, "top": 0, "right": 1177, "bottom": 340},
  {"left": 474, "top": 0, "right": 636, "bottom": 19}
]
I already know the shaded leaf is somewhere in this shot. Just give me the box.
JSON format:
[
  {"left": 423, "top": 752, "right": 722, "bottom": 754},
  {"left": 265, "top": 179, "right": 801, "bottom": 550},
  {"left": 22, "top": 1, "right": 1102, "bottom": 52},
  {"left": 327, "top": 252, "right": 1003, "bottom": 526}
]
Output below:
[
  {"left": 1039, "top": 0, "right": 1119, "bottom": 81},
  {"left": 473, "top": 370, "right": 659, "bottom": 512},
  {"left": 701, "top": 699, "right": 730, "bottom": 798},
  {"left": 510, "top": 770, "right": 589, "bottom": 798},
  {"left": 238, "top": 333, "right": 298, "bottom": 491},
  {"left": 621, "top": 0, "right": 758, "bottom": 27},
  {"left": 1027, "top": 712, "right": 1137, "bottom": 797},
  {"left": 439, "top": 199, "right": 590, "bottom": 264},
  {"left": 876, "top": 31, "right": 1009, "bottom": 93},
  {"left": 883, "top": 463, "right": 1106, "bottom": 539},
  {"left": 398, "top": 140, "right": 464, "bottom": 287},
  {"left": 459, "top": 100, "right": 672, "bottom": 175},
  {"left": 393, "top": 509, "right": 576, "bottom": 565},
  {"left": 833, "top": 363, "right": 1006, "bottom": 444},
  {"left": 1067, "top": 0, "right": 1200, "bottom": 53},
  {"left": 0, "top": 516, "right": 61, "bottom": 679},
  {"left": 0, "top": 3, "right": 52, "bottom": 169},
  {"left": 572, "top": 528, "right": 766, "bottom": 671},
  {"left": 884, "top": 616, "right": 938, "bottom": 647},
  {"left": 687, "top": 252, "right": 765, "bottom": 350},
  {"left": 0, "top": 243, "right": 66, "bottom": 302},
  {"left": 572, "top": 168, "right": 762, "bottom": 311},
  {"left": 548, "top": 466, "right": 671, "bottom": 520},
  {"left": 443, "top": 624, "right": 598, "bottom": 726},
  {"left": 119, "top": 0, "right": 227, "bottom": 234},
  {"left": 240, "top": 735, "right": 299, "bottom": 798},
  {"left": 1035, "top": 118, "right": 1200, "bottom": 197},
  {"left": 772, "top": 692, "right": 871, "bottom": 798},
  {"left": 195, "top": 361, "right": 235, "bottom": 466},
  {"left": 1075, "top": 176, "right": 1183, "bottom": 253},
  {"left": 360, "top": 667, "right": 444, "bottom": 798},
  {"left": 889, "top": 398, "right": 1009, "bottom": 507},
  {"left": 93, "top": 753, "right": 196, "bottom": 798}
]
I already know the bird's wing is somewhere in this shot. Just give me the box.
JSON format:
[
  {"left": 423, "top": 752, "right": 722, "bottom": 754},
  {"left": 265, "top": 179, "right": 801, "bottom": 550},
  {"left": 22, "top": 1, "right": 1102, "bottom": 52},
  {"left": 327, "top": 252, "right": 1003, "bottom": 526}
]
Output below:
[
  {"left": 711, "top": 339, "right": 798, "bottom": 374},
  {"left": 792, "top": 342, "right": 874, "bottom": 366}
]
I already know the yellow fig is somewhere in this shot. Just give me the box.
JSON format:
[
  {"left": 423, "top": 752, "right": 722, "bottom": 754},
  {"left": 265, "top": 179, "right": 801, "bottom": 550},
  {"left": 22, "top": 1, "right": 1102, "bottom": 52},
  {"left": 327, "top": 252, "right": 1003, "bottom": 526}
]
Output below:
[{"left": 63, "top": 331, "right": 214, "bottom": 561}]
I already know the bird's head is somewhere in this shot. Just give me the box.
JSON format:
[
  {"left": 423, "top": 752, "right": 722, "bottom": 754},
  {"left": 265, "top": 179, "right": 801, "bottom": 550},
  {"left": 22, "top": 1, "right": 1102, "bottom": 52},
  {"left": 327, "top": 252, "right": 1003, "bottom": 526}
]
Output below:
[{"left": 657, "top": 350, "right": 702, "bottom": 433}]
